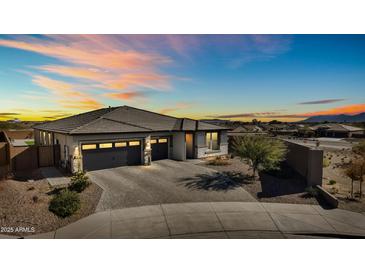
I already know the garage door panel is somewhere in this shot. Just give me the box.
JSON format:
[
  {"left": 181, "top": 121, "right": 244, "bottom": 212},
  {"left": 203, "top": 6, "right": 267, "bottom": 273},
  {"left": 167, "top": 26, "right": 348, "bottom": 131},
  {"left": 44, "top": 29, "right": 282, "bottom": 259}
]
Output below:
[
  {"left": 127, "top": 146, "right": 141, "bottom": 165},
  {"left": 151, "top": 139, "right": 168, "bottom": 161}
]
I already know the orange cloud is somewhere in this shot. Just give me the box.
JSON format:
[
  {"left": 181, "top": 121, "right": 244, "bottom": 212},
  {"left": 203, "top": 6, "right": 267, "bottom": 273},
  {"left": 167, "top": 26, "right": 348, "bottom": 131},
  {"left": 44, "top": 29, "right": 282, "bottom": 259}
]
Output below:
[
  {"left": 32, "top": 75, "right": 84, "bottom": 97},
  {"left": 32, "top": 75, "right": 104, "bottom": 110},
  {"left": 103, "top": 91, "right": 144, "bottom": 101},
  {"left": 211, "top": 103, "right": 365, "bottom": 122},
  {"left": 38, "top": 65, "right": 109, "bottom": 82},
  {"left": 303, "top": 103, "right": 365, "bottom": 117},
  {"left": 58, "top": 98, "right": 104, "bottom": 110},
  {"left": 160, "top": 102, "right": 193, "bottom": 114}
]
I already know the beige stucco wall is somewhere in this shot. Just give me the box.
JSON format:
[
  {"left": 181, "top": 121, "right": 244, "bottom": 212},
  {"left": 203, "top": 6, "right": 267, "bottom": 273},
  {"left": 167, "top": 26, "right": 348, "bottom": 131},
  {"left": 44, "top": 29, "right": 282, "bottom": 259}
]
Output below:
[
  {"left": 172, "top": 132, "right": 186, "bottom": 161},
  {"left": 285, "top": 140, "right": 323, "bottom": 186}
]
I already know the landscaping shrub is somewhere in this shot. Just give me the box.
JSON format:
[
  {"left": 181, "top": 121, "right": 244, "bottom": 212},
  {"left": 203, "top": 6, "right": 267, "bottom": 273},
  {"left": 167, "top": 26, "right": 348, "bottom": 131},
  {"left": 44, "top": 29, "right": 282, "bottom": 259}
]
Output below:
[
  {"left": 232, "top": 135, "right": 287, "bottom": 177},
  {"left": 304, "top": 186, "right": 319, "bottom": 197},
  {"left": 68, "top": 171, "right": 90, "bottom": 193},
  {"left": 323, "top": 157, "right": 330, "bottom": 168},
  {"left": 49, "top": 190, "right": 80, "bottom": 218},
  {"left": 328, "top": 179, "right": 336, "bottom": 185}
]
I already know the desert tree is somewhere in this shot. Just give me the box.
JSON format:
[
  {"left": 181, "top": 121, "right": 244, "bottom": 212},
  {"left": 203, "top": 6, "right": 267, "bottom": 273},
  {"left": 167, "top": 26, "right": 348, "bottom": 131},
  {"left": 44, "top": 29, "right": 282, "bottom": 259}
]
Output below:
[
  {"left": 352, "top": 141, "right": 365, "bottom": 198},
  {"left": 232, "top": 135, "right": 287, "bottom": 177},
  {"left": 344, "top": 161, "right": 362, "bottom": 199}
]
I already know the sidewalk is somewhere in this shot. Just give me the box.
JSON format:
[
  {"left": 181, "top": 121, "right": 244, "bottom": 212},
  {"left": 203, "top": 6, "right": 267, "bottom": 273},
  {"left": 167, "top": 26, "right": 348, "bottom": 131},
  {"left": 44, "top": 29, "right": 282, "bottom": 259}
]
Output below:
[
  {"left": 40, "top": 167, "right": 70, "bottom": 187},
  {"left": 2, "top": 202, "right": 365, "bottom": 239}
]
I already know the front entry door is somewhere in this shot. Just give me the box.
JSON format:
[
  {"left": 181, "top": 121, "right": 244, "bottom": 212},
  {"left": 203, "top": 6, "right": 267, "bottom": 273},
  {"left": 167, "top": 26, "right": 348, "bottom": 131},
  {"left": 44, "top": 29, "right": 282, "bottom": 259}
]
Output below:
[{"left": 186, "top": 133, "right": 194, "bottom": 159}]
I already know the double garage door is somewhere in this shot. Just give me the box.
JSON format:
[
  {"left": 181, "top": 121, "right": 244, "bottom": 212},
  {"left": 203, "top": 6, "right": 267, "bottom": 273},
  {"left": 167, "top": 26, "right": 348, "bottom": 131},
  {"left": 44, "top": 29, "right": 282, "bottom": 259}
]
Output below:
[{"left": 82, "top": 140, "right": 142, "bottom": 171}]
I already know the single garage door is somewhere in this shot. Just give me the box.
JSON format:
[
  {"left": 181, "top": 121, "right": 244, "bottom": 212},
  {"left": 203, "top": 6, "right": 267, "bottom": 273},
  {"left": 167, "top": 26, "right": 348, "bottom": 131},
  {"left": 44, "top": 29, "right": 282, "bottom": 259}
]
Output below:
[
  {"left": 82, "top": 140, "right": 141, "bottom": 171},
  {"left": 151, "top": 138, "right": 168, "bottom": 161}
]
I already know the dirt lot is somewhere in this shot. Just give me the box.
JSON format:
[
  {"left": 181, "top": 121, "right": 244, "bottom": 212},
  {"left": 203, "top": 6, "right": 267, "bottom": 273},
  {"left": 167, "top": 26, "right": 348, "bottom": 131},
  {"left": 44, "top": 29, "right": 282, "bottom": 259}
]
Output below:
[
  {"left": 322, "top": 148, "right": 365, "bottom": 213},
  {"left": 0, "top": 169, "right": 102, "bottom": 237},
  {"left": 201, "top": 157, "right": 323, "bottom": 206}
]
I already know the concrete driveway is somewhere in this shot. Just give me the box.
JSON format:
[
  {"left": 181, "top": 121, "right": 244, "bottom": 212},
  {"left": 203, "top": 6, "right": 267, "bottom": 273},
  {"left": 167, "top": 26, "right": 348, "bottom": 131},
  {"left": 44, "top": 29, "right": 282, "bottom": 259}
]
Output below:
[{"left": 88, "top": 159, "right": 255, "bottom": 211}]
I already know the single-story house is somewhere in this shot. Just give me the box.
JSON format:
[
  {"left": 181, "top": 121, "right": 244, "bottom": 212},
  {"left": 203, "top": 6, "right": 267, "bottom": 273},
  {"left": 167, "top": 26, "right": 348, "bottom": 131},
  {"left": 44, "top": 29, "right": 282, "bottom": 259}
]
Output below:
[
  {"left": 309, "top": 124, "right": 364, "bottom": 138},
  {"left": 33, "top": 106, "right": 228, "bottom": 172},
  {"left": 227, "top": 125, "right": 267, "bottom": 137}
]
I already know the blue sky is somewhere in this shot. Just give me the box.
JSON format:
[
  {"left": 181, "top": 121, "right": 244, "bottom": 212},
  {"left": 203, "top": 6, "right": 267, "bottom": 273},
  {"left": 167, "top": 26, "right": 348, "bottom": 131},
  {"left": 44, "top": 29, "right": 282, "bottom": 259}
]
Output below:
[{"left": 0, "top": 34, "right": 364, "bottom": 121}]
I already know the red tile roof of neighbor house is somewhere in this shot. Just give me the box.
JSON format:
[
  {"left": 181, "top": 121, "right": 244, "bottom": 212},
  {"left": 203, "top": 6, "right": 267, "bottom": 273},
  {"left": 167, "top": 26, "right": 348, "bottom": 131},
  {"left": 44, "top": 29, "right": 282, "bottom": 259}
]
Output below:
[{"left": 33, "top": 106, "right": 227, "bottom": 134}]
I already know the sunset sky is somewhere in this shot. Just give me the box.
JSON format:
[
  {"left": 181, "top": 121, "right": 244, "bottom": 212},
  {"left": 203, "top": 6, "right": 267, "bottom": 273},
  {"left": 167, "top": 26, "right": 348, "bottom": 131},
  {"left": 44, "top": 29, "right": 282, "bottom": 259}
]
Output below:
[{"left": 0, "top": 34, "right": 364, "bottom": 122}]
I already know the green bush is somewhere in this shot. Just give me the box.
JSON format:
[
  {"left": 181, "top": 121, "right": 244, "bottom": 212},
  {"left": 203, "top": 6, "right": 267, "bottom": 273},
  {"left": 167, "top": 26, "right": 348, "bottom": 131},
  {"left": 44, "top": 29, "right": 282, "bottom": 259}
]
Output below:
[
  {"left": 323, "top": 157, "right": 331, "bottom": 168},
  {"left": 232, "top": 135, "right": 287, "bottom": 177},
  {"left": 68, "top": 171, "right": 90, "bottom": 193},
  {"left": 49, "top": 190, "right": 80, "bottom": 218},
  {"left": 328, "top": 179, "right": 336, "bottom": 185}
]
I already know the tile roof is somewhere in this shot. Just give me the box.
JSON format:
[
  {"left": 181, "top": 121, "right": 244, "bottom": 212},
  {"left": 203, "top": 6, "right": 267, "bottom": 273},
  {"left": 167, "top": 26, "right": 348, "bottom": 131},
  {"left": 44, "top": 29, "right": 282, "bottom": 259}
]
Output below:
[
  {"left": 33, "top": 106, "right": 227, "bottom": 134},
  {"left": 310, "top": 124, "right": 363, "bottom": 132}
]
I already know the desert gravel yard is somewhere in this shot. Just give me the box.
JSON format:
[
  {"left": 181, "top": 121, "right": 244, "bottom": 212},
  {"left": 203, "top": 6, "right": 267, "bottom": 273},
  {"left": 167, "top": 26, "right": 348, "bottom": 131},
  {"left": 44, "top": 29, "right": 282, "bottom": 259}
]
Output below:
[
  {"left": 322, "top": 148, "right": 365, "bottom": 213},
  {"left": 201, "top": 157, "right": 325, "bottom": 206},
  {"left": 88, "top": 159, "right": 256, "bottom": 211},
  {"left": 0, "top": 169, "right": 102, "bottom": 237}
]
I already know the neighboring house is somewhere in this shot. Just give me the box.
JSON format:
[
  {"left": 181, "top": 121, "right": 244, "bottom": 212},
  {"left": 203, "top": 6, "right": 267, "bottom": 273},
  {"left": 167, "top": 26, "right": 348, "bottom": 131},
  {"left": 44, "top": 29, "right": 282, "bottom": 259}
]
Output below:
[
  {"left": 309, "top": 124, "right": 364, "bottom": 138},
  {"left": 1, "top": 130, "right": 40, "bottom": 172},
  {"left": 4, "top": 130, "right": 34, "bottom": 147},
  {"left": 228, "top": 125, "right": 267, "bottom": 137},
  {"left": 33, "top": 106, "right": 228, "bottom": 172}
]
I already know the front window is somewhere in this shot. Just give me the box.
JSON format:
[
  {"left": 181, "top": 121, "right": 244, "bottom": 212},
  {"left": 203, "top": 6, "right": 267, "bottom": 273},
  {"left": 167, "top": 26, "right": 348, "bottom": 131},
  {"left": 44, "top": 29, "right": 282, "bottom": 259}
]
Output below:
[
  {"left": 82, "top": 144, "right": 97, "bottom": 150},
  {"left": 99, "top": 143, "right": 112, "bottom": 149},
  {"left": 115, "top": 142, "right": 127, "bottom": 147},
  {"left": 206, "top": 132, "right": 219, "bottom": 150},
  {"left": 129, "top": 140, "right": 141, "bottom": 146}
]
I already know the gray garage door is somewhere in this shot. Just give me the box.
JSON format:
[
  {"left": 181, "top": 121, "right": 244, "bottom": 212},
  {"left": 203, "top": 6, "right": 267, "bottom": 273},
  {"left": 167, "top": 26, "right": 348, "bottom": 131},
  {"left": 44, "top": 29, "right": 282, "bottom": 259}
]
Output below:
[{"left": 82, "top": 140, "right": 141, "bottom": 171}]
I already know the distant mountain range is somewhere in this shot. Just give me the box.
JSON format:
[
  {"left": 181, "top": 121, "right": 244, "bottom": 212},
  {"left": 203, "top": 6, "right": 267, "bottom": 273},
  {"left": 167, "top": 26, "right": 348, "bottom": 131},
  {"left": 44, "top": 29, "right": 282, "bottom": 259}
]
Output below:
[{"left": 302, "top": 112, "right": 365, "bottom": 123}]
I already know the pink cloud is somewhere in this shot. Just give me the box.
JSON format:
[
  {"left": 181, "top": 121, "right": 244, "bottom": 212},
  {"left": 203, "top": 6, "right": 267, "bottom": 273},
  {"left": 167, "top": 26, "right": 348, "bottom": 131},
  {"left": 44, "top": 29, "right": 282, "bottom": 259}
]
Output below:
[
  {"left": 107, "top": 73, "right": 170, "bottom": 91},
  {"left": 0, "top": 35, "right": 171, "bottom": 69}
]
